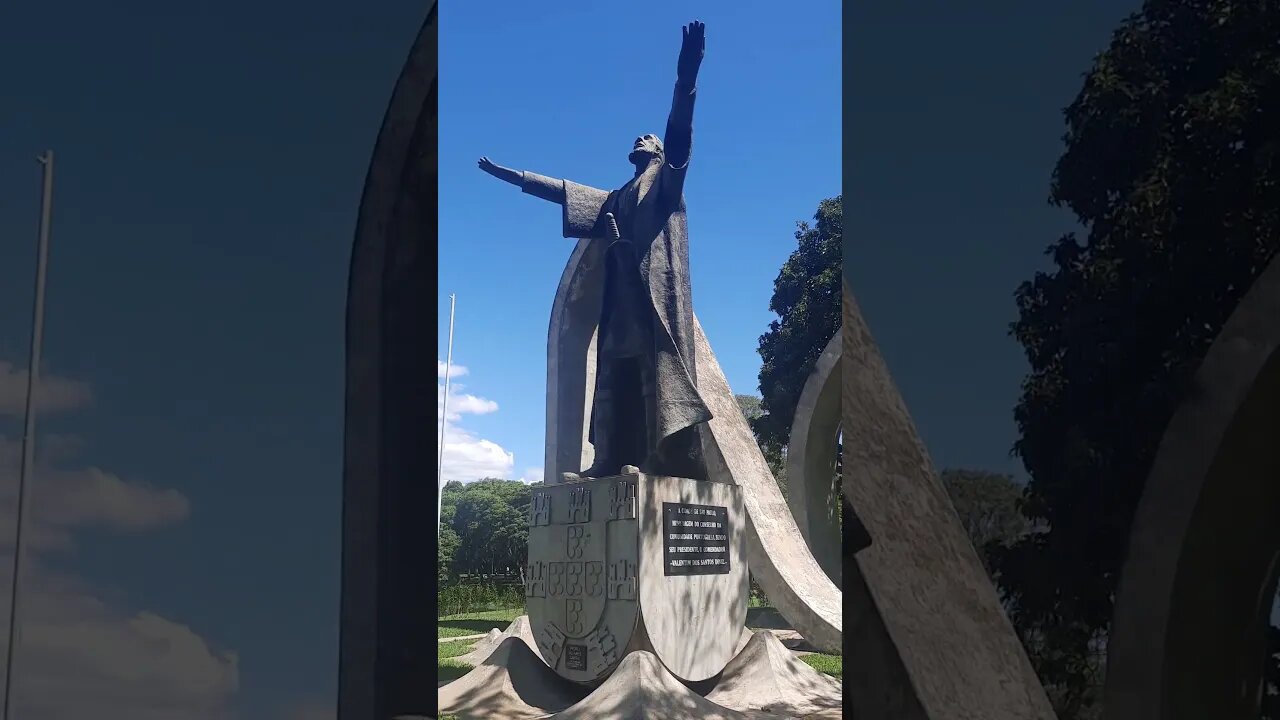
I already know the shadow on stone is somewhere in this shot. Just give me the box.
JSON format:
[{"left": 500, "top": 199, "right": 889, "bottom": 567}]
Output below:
[
  {"left": 552, "top": 650, "right": 768, "bottom": 720},
  {"left": 706, "top": 630, "right": 841, "bottom": 718},
  {"left": 438, "top": 637, "right": 587, "bottom": 719},
  {"left": 453, "top": 616, "right": 542, "bottom": 667}
]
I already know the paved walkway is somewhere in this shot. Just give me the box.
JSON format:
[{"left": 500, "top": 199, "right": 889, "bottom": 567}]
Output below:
[{"left": 438, "top": 633, "right": 488, "bottom": 643}]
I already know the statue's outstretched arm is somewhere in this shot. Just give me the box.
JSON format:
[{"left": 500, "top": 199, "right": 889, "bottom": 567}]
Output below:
[
  {"left": 664, "top": 21, "right": 705, "bottom": 170},
  {"left": 477, "top": 156, "right": 565, "bottom": 204}
]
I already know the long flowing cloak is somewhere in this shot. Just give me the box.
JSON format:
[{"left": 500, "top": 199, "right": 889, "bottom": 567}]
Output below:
[{"left": 525, "top": 155, "right": 712, "bottom": 463}]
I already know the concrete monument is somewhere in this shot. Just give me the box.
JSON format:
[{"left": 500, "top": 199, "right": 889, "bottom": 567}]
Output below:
[
  {"left": 535, "top": 41, "right": 843, "bottom": 661},
  {"left": 439, "top": 20, "right": 843, "bottom": 719},
  {"left": 524, "top": 473, "right": 748, "bottom": 685},
  {"left": 1104, "top": 255, "right": 1280, "bottom": 720},
  {"left": 785, "top": 330, "right": 843, "bottom": 584},
  {"left": 842, "top": 279, "right": 1057, "bottom": 719}
]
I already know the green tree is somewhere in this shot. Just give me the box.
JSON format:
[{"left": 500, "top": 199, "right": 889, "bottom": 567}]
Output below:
[
  {"left": 438, "top": 524, "right": 460, "bottom": 582},
  {"left": 735, "top": 393, "right": 763, "bottom": 423},
  {"left": 752, "top": 196, "right": 841, "bottom": 494},
  {"left": 995, "top": 2, "right": 1280, "bottom": 717},
  {"left": 938, "top": 469, "right": 1029, "bottom": 578},
  {"left": 442, "top": 478, "right": 531, "bottom": 579}
]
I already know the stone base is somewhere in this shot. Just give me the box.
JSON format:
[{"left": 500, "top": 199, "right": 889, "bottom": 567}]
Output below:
[
  {"left": 437, "top": 637, "right": 581, "bottom": 719},
  {"left": 439, "top": 627, "right": 844, "bottom": 719},
  {"left": 707, "top": 631, "right": 842, "bottom": 717},
  {"left": 525, "top": 473, "right": 749, "bottom": 684},
  {"left": 452, "top": 615, "right": 541, "bottom": 667}
]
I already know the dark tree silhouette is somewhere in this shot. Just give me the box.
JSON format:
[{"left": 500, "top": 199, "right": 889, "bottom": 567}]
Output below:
[{"left": 995, "top": 1, "right": 1280, "bottom": 716}]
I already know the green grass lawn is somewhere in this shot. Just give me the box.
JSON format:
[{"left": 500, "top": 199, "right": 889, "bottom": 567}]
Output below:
[
  {"left": 437, "top": 607, "right": 524, "bottom": 638},
  {"left": 438, "top": 640, "right": 475, "bottom": 659},
  {"left": 800, "top": 652, "right": 842, "bottom": 678},
  {"left": 437, "top": 657, "right": 471, "bottom": 687},
  {"left": 438, "top": 609, "right": 523, "bottom": 686}
]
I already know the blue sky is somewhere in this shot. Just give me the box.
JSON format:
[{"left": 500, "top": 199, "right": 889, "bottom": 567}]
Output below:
[
  {"left": 847, "top": 1, "right": 1138, "bottom": 480},
  {"left": 0, "top": 0, "right": 1141, "bottom": 718},
  {"left": 0, "top": 1, "right": 426, "bottom": 717},
  {"left": 437, "top": 1, "right": 843, "bottom": 485}
]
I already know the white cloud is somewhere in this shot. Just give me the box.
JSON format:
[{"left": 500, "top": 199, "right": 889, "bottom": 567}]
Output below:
[
  {"left": 0, "top": 363, "right": 238, "bottom": 719},
  {"left": 437, "top": 360, "right": 468, "bottom": 379},
  {"left": 437, "top": 359, "right": 518, "bottom": 484},
  {"left": 0, "top": 363, "right": 92, "bottom": 417},
  {"left": 0, "top": 437, "right": 189, "bottom": 553},
  {"left": 439, "top": 422, "right": 514, "bottom": 484},
  {"left": 520, "top": 467, "right": 545, "bottom": 485},
  {"left": 436, "top": 384, "right": 498, "bottom": 423},
  {"left": 0, "top": 559, "right": 238, "bottom": 720}
]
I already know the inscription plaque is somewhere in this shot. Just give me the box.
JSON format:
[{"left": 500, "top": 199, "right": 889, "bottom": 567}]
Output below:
[
  {"left": 662, "top": 502, "right": 731, "bottom": 576},
  {"left": 564, "top": 642, "right": 587, "bottom": 671}
]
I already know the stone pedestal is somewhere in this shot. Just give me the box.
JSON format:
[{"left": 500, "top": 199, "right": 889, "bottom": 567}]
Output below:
[{"left": 524, "top": 473, "right": 748, "bottom": 685}]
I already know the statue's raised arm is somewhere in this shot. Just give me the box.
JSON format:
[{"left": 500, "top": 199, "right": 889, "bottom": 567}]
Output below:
[
  {"left": 475, "top": 21, "right": 704, "bottom": 235},
  {"left": 663, "top": 20, "right": 704, "bottom": 171}
]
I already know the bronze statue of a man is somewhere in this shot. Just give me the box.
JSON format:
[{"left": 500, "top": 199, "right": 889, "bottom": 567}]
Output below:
[{"left": 478, "top": 21, "right": 712, "bottom": 481}]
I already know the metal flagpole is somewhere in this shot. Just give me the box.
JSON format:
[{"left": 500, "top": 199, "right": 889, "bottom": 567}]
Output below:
[
  {"left": 437, "top": 293, "right": 456, "bottom": 538},
  {"left": 3, "top": 150, "right": 54, "bottom": 720}
]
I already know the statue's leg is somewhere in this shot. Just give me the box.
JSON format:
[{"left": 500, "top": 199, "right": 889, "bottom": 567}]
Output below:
[
  {"left": 611, "top": 358, "right": 648, "bottom": 470},
  {"left": 579, "top": 361, "right": 618, "bottom": 478},
  {"left": 581, "top": 357, "right": 647, "bottom": 478}
]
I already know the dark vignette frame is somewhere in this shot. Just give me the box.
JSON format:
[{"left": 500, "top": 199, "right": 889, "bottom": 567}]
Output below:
[
  {"left": 840, "top": 8, "right": 855, "bottom": 715},
  {"left": 338, "top": 4, "right": 439, "bottom": 719}
]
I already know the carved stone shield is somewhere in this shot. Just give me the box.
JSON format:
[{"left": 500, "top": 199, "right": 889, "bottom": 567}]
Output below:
[{"left": 526, "top": 476, "right": 640, "bottom": 684}]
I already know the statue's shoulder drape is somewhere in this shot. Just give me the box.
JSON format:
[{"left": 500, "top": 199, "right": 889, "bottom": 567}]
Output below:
[{"left": 537, "top": 165, "right": 712, "bottom": 456}]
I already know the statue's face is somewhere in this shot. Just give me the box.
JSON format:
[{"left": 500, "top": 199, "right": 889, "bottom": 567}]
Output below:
[{"left": 629, "top": 134, "right": 663, "bottom": 164}]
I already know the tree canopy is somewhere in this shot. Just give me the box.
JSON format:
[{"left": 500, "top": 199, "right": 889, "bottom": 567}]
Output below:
[
  {"left": 938, "top": 469, "right": 1028, "bottom": 579},
  {"left": 995, "top": 1, "right": 1280, "bottom": 717},
  {"left": 439, "top": 478, "right": 531, "bottom": 581},
  {"left": 752, "top": 196, "right": 842, "bottom": 465}
]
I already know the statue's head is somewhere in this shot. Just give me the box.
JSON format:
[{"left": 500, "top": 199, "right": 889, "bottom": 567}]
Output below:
[{"left": 628, "top": 134, "right": 664, "bottom": 167}]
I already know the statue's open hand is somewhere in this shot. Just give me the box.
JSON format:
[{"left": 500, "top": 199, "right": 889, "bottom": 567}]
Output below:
[
  {"left": 677, "top": 21, "right": 705, "bottom": 85},
  {"left": 477, "top": 156, "right": 499, "bottom": 175}
]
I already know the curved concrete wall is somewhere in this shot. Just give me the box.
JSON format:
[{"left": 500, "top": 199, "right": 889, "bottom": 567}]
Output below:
[
  {"left": 1105, "top": 256, "right": 1280, "bottom": 720},
  {"left": 544, "top": 237, "right": 604, "bottom": 482},
  {"left": 339, "top": 8, "right": 436, "bottom": 719},
  {"left": 785, "top": 331, "right": 842, "bottom": 585},
  {"left": 843, "top": 280, "right": 1055, "bottom": 719},
  {"left": 545, "top": 239, "right": 843, "bottom": 654}
]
